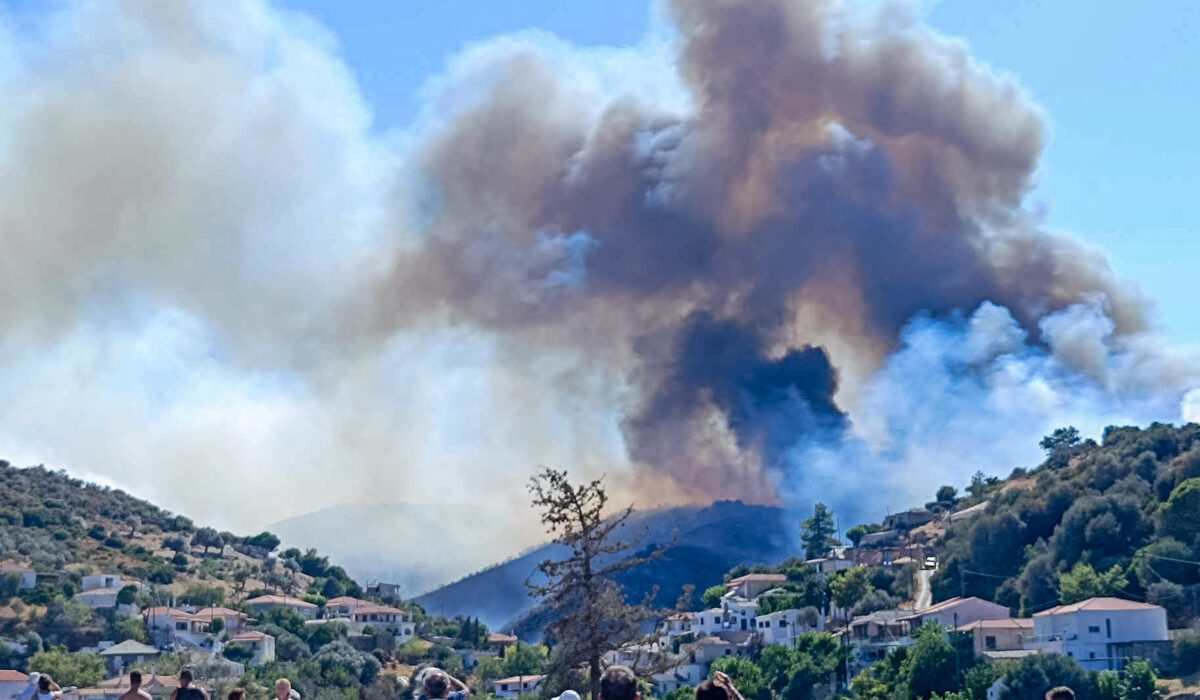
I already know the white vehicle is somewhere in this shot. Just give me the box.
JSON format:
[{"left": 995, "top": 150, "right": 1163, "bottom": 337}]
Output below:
[{"left": 923, "top": 556, "right": 938, "bottom": 570}]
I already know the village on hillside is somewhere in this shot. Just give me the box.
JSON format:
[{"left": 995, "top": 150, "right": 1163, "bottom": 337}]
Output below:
[{"left": 0, "top": 496, "right": 1194, "bottom": 700}]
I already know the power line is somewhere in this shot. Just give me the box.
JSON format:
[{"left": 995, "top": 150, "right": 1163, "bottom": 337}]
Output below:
[
  {"left": 1138, "top": 552, "right": 1200, "bottom": 566},
  {"left": 959, "top": 567, "right": 1010, "bottom": 580}
]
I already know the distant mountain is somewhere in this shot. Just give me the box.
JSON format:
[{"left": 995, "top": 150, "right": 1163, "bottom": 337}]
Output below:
[
  {"left": 414, "top": 500, "right": 797, "bottom": 633},
  {"left": 268, "top": 502, "right": 523, "bottom": 597}
]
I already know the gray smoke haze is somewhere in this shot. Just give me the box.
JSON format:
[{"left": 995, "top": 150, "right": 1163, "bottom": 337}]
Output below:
[{"left": 0, "top": 0, "right": 1196, "bottom": 560}]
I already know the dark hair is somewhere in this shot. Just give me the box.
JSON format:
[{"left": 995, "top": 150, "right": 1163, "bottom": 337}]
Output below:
[
  {"left": 599, "top": 666, "right": 638, "bottom": 700},
  {"left": 38, "top": 677, "right": 52, "bottom": 693},
  {"left": 180, "top": 669, "right": 194, "bottom": 683},
  {"left": 1046, "top": 688, "right": 1075, "bottom": 700},
  {"left": 130, "top": 671, "right": 143, "bottom": 686},
  {"left": 422, "top": 670, "right": 449, "bottom": 699},
  {"left": 229, "top": 689, "right": 247, "bottom": 700},
  {"left": 695, "top": 681, "right": 728, "bottom": 700}
]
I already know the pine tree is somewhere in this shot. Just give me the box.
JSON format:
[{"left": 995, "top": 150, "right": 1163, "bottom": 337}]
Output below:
[
  {"left": 800, "top": 503, "right": 836, "bottom": 559},
  {"left": 526, "top": 468, "right": 658, "bottom": 700}
]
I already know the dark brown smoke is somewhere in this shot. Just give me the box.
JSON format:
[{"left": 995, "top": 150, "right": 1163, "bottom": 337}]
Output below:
[{"left": 387, "top": 0, "right": 1146, "bottom": 501}]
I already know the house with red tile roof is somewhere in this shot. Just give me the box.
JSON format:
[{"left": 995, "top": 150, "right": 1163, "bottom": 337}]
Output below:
[
  {"left": 229, "top": 630, "right": 276, "bottom": 665},
  {"left": 899, "top": 596, "right": 1010, "bottom": 629},
  {"left": 325, "top": 596, "right": 372, "bottom": 618},
  {"left": 957, "top": 618, "right": 1033, "bottom": 657},
  {"left": 726, "top": 574, "right": 787, "bottom": 600},
  {"left": 1029, "top": 597, "right": 1168, "bottom": 671},
  {"left": 0, "top": 669, "right": 30, "bottom": 700},
  {"left": 348, "top": 604, "right": 414, "bottom": 641},
  {"left": 191, "top": 607, "right": 249, "bottom": 635}
]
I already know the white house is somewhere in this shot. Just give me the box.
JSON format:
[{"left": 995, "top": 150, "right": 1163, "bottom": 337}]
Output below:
[
  {"left": 245, "top": 595, "right": 318, "bottom": 619},
  {"left": 348, "top": 605, "right": 414, "bottom": 641},
  {"left": 81, "top": 574, "right": 127, "bottom": 592},
  {"left": 604, "top": 642, "right": 659, "bottom": 670},
  {"left": 659, "top": 613, "right": 694, "bottom": 646},
  {"left": 78, "top": 588, "right": 120, "bottom": 609},
  {"left": 652, "top": 664, "right": 706, "bottom": 696},
  {"left": 229, "top": 631, "right": 276, "bottom": 665},
  {"left": 755, "top": 609, "right": 823, "bottom": 646},
  {"left": 0, "top": 670, "right": 30, "bottom": 699},
  {"left": 805, "top": 557, "right": 856, "bottom": 575},
  {"left": 692, "top": 609, "right": 726, "bottom": 636},
  {"left": 143, "top": 607, "right": 211, "bottom": 649},
  {"left": 191, "top": 607, "right": 249, "bottom": 636},
  {"left": 844, "top": 610, "right": 912, "bottom": 673},
  {"left": 491, "top": 676, "right": 544, "bottom": 699},
  {"left": 99, "top": 640, "right": 160, "bottom": 675},
  {"left": 726, "top": 574, "right": 787, "bottom": 600},
  {"left": 325, "top": 596, "right": 371, "bottom": 618},
  {"left": 0, "top": 562, "right": 37, "bottom": 591},
  {"left": 721, "top": 597, "right": 760, "bottom": 632},
  {"left": 1028, "top": 598, "right": 1168, "bottom": 671},
  {"left": 365, "top": 582, "right": 400, "bottom": 599},
  {"left": 688, "top": 636, "right": 753, "bottom": 665},
  {"left": 901, "top": 597, "right": 1010, "bottom": 630}
]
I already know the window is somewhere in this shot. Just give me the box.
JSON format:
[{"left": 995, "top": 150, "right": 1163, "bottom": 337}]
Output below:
[
  {"left": 985, "top": 636, "right": 997, "bottom": 651},
  {"left": 1106, "top": 619, "right": 1112, "bottom": 639},
  {"left": 780, "top": 620, "right": 788, "bottom": 627},
  {"left": 176, "top": 622, "right": 188, "bottom": 631},
  {"left": 1088, "top": 626, "right": 1101, "bottom": 634},
  {"left": 1089, "top": 652, "right": 1096, "bottom": 659}
]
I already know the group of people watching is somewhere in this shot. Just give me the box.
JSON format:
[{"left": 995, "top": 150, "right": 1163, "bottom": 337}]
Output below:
[{"left": 19, "top": 661, "right": 1078, "bottom": 700}]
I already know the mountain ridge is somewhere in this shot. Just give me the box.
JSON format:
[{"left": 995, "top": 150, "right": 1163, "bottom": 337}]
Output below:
[{"left": 413, "top": 500, "right": 797, "bottom": 632}]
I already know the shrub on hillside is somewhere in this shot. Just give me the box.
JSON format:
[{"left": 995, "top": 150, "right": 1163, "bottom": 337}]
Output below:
[{"left": 1173, "top": 633, "right": 1200, "bottom": 676}]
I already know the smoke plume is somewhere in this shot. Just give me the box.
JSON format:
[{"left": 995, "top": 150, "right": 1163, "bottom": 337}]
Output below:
[{"left": 0, "top": 0, "right": 1196, "bottom": 560}]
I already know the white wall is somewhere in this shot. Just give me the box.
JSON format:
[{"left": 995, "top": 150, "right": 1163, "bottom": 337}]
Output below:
[
  {"left": 82, "top": 575, "right": 123, "bottom": 591},
  {"left": 918, "top": 600, "right": 1009, "bottom": 628},
  {"left": 1030, "top": 608, "right": 1168, "bottom": 671}
]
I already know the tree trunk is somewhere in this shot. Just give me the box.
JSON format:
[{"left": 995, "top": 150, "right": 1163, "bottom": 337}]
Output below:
[{"left": 589, "top": 654, "right": 601, "bottom": 700}]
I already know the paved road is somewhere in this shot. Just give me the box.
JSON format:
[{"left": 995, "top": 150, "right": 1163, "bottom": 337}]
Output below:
[{"left": 914, "top": 568, "right": 933, "bottom": 611}]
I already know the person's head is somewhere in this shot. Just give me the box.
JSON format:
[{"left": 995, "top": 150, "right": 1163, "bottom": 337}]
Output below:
[
  {"left": 38, "top": 676, "right": 53, "bottom": 694},
  {"left": 27, "top": 674, "right": 40, "bottom": 688},
  {"left": 695, "top": 681, "right": 728, "bottom": 700},
  {"left": 179, "top": 670, "right": 194, "bottom": 688},
  {"left": 129, "top": 671, "right": 143, "bottom": 688},
  {"left": 553, "top": 691, "right": 581, "bottom": 700},
  {"left": 1046, "top": 688, "right": 1075, "bottom": 700},
  {"left": 421, "top": 670, "right": 450, "bottom": 700},
  {"left": 274, "top": 679, "right": 292, "bottom": 700},
  {"left": 228, "top": 690, "right": 246, "bottom": 700},
  {"left": 599, "top": 666, "right": 638, "bottom": 700}
]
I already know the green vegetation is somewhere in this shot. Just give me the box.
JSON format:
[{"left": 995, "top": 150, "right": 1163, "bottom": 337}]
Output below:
[
  {"left": 928, "top": 423, "right": 1200, "bottom": 616},
  {"left": 28, "top": 647, "right": 106, "bottom": 688},
  {"left": 800, "top": 503, "right": 836, "bottom": 560},
  {"left": 706, "top": 632, "right": 846, "bottom": 700}
]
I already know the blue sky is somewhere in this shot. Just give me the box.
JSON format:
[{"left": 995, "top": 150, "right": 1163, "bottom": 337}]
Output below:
[{"left": 286, "top": 0, "right": 1200, "bottom": 345}]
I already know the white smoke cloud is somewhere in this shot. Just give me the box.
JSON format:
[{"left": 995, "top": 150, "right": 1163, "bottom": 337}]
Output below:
[{"left": 810, "top": 302, "right": 1200, "bottom": 523}]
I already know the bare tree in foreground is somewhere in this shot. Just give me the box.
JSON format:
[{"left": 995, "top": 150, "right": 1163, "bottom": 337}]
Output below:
[{"left": 527, "top": 468, "right": 659, "bottom": 700}]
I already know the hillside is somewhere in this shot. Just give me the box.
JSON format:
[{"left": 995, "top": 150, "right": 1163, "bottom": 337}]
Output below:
[
  {"left": 414, "top": 500, "right": 796, "bottom": 632},
  {"left": 0, "top": 460, "right": 359, "bottom": 651},
  {"left": 926, "top": 422, "right": 1200, "bottom": 624}
]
